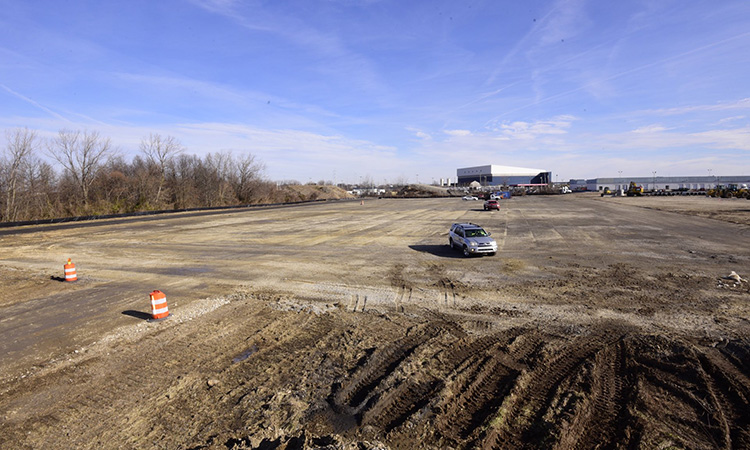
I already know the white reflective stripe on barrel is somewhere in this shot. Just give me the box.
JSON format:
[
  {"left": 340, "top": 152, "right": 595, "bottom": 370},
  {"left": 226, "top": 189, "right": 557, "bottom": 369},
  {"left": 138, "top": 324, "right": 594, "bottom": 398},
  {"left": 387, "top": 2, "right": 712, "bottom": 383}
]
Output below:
[
  {"left": 152, "top": 306, "right": 169, "bottom": 315},
  {"left": 151, "top": 298, "right": 167, "bottom": 307}
]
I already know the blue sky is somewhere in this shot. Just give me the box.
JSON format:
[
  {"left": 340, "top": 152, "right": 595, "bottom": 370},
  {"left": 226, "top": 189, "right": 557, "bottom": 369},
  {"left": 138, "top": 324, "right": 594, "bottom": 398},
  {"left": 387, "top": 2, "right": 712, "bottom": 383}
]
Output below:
[{"left": 1, "top": 0, "right": 749, "bottom": 184}]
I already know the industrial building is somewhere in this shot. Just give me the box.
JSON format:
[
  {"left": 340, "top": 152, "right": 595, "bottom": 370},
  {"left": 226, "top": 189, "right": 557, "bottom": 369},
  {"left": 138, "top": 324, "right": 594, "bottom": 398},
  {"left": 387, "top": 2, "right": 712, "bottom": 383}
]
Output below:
[
  {"left": 457, "top": 165, "right": 552, "bottom": 187},
  {"left": 570, "top": 176, "right": 750, "bottom": 192}
]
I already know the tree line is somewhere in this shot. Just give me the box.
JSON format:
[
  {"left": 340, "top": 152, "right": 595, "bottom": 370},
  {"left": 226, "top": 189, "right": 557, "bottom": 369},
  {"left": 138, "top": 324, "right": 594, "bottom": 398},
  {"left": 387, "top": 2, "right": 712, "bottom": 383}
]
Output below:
[{"left": 0, "top": 127, "right": 298, "bottom": 223}]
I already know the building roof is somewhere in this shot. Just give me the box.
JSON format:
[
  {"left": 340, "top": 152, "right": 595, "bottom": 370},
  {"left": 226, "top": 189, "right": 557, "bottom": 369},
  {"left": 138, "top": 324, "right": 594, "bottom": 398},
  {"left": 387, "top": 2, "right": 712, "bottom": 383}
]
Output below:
[{"left": 458, "top": 165, "right": 548, "bottom": 176}]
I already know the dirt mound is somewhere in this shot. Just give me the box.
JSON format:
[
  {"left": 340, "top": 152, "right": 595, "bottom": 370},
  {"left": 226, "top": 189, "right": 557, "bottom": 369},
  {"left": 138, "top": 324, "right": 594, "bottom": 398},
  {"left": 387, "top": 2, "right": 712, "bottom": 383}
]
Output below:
[
  {"left": 396, "top": 184, "right": 455, "bottom": 197},
  {"left": 281, "top": 184, "right": 354, "bottom": 201}
]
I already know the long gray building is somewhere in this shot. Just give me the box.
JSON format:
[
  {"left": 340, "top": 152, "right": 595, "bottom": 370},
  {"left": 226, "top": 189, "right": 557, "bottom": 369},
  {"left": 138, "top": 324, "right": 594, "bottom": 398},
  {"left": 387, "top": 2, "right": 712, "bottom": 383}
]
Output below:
[{"left": 569, "top": 176, "right": 750, "bottom": 192}]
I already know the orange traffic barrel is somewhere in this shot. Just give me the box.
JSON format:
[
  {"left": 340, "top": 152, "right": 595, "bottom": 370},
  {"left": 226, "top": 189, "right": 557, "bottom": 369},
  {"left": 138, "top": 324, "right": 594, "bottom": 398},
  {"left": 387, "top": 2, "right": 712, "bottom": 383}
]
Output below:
[
  {"left": 64, "top": 258, "right": 77, "bottom": 282},
  {"left": 149, "top": 290, "right": 170, "bottom": 321}
]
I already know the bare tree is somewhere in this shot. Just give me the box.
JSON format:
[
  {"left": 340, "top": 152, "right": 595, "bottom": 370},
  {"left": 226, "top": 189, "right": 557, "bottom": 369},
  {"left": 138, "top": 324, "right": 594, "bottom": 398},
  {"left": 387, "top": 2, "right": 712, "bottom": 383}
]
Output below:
[
  {"left": 361, "top": 174, "right": 375, "bottom": 188},
  {"left": 391, "top": 175, "right": 409, "bottom": 187},
  {"left": 170, "top": 153, "right": 199, "bottom": 209},
  {"left": 24, "top": 159, "right": 57, "bottom": 220},
  {"left": 2, "top": 128, "right": 38, "bottom": 222},
  {"left": 48, "top": 129, "right": 114, "bottom": 207},
  {"left": 139, "top": 133, "right": 183, "bottom": 206},
  {"left": 199, "top": 151, "right": 236, "bottom": 206},
  {"left": 234, "top": 153, "right": 265, "bottom": 203}
]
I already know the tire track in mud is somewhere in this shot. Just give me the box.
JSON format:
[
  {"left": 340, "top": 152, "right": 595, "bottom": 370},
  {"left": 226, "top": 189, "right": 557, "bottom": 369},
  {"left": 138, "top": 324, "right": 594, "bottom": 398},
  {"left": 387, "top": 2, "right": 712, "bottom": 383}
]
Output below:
[
  {"left": 361, "top": 377, "right": 441, "bottom": 432},
  {"left": 479, "top": 334, "right": 622, "bottom": 450},
  {"left": 7, "top": 309, "right": 750, "bottom": 450},
  {"left": 697, "top": 348, "right": 750, "bottom": 447},
  {"left": 332, "top": 325, "right": 440, "bottom": 411},
  {"left": 552, "top": 338, "right": 628, "bottom": 450},
  {"left": 436, "top": 350, "right": 519, "bottom": 443},
  {"left": 328, "top": 322, "right": 750, "bottom": 450},
  {"left": 393, "top": 285, "right": 411, "bottom": 312},
  {"left": 438, "top": 277, "right": 458, "bottom": 307}
]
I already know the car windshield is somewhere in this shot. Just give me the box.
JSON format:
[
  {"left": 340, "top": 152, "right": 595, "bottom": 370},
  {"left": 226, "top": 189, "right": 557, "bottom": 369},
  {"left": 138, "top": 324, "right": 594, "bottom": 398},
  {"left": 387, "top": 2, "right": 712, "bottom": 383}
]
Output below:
[{"left": 465, "top": 229, "right": 487, "bottom": 237}]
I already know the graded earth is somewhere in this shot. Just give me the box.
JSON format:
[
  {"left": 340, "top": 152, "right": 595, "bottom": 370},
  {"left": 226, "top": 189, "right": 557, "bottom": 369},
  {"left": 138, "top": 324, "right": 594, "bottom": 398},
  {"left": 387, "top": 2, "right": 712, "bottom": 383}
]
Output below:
[{"left": 1, "top": 194, "right": 749, "bottom": 449}]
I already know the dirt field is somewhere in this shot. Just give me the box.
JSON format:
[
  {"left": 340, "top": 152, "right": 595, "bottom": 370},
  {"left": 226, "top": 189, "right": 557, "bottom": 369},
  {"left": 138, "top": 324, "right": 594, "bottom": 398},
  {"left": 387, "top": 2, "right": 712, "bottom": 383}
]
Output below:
[{"left": 1, "top": 193, "right": 749, "bottom": 449}]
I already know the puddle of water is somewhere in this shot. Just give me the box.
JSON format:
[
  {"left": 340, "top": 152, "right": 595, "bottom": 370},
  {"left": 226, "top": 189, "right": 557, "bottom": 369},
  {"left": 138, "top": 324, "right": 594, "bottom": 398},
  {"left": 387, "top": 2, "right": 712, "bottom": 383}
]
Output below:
[
  {"left": 232, "top": 344, "right": 258, "bottom": 363},
  {"left": 159, "top": 266, "right": 214, "bottom": 276}
]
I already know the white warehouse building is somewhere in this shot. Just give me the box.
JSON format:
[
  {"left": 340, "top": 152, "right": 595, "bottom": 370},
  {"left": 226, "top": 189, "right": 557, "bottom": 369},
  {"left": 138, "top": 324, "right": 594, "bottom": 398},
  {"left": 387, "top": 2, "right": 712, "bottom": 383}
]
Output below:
[
  {"left": 570, "top": 175, "right": 750, "bottom": 192},
  {"left": 457, "top": 165, "right": 552, "bottom": 187}
]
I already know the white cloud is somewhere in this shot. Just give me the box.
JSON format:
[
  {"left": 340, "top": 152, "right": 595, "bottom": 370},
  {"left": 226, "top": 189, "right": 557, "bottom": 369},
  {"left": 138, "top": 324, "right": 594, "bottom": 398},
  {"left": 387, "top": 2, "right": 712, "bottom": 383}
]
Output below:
[
  {"left": 690, "top": 127, "right": 750, "bottom": 150},
  {"left": 716, "top": 116, "right": 746, "bottom": 125},
  {"left": 406, "top": 127, "right": 431, "bottom": 140},
  {"left": 492, "top": 115, "right": 577, "bottom": 139},
  {"left": 632, "top": 125, "right": 669, "bottom": 134},
  {"left": 644, "top": 98, "right": 750, "bottom": 116},
  {"left": 580, "top": 125, "right": 750, "bottom": 153},
  {"left": 537, "top": 0, "right": 589, "bottom": 47},
  {"left": 444, "top": 129, "right": 471, "bottom": 137},
  {"left": 173, "top": 122, "right": 400, "bottom": 182}
]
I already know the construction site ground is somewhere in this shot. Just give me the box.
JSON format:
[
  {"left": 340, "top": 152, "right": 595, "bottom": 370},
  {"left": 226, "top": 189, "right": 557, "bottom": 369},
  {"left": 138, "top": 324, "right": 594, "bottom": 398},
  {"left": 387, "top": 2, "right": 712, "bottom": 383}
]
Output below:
[{"left": 1, "top": 193, "right": 749, "bottom": 449}]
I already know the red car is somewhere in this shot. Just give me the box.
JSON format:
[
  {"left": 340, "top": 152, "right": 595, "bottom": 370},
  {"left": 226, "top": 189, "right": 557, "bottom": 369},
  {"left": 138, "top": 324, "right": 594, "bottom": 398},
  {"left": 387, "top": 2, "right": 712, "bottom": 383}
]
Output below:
[{"left": 483, "top": 200, "right": 499, "bottom": 210}]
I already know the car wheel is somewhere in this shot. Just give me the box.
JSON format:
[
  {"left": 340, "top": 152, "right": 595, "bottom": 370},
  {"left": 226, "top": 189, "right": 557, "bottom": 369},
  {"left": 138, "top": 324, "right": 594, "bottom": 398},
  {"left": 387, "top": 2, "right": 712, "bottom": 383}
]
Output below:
[
  {"left": 463, "top": 246, "right": 471, "bottom": 257},
  {"left": 449, "top": 238, "right": 454, "bottom": 249},
  {"left": 488, "top": 252, "right": 496, "bottom": 256}
]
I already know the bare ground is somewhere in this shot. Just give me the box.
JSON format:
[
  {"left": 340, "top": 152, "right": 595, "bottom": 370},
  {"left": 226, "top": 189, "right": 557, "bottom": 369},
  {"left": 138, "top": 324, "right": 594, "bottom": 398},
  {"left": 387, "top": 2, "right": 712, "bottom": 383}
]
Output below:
[{"left": 0, "top": 193, "right": 749, "bottom": 449}]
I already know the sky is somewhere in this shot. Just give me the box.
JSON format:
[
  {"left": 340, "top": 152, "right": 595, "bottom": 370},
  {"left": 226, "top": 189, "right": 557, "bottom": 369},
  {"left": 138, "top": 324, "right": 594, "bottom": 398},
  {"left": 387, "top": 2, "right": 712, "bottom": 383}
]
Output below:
[{"left": 1, "top": 0, "right": 749, "bottom": 184}]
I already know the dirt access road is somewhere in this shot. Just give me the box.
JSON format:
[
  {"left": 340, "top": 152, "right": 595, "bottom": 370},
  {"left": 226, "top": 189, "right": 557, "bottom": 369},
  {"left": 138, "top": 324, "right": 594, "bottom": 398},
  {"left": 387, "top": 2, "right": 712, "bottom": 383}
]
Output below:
[{"left": 1, "top": 194, "right": 749, "bottom": 449}]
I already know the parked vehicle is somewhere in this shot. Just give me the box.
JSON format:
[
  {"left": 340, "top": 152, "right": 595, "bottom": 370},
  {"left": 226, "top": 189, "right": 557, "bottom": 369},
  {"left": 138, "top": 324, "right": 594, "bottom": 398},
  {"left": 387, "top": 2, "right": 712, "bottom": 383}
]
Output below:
[
  {"left": 707, "top": 184, "right": 750, "bottom": 199},
  {"left": 462, "top": 195, "right": 479, "bottom": 201},
  {"left": 490, "top": 191, "right": 512, "bottom": 199},
  {"left": 448, "top": 223, "right": 497, "bottom": 257},
  {"left": 627, "top": 182, "right": 643, "bottom": 196},
  {"left": 483, "top": 199, "right": 499, "bottom": 210},
  {"left": 601, "top": 187, "right": 624, "bottom": 197}
]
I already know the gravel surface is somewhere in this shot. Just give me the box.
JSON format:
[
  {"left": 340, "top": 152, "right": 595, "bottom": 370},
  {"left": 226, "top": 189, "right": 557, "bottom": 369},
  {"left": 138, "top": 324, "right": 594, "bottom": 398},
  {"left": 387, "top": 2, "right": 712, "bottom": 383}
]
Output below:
[{"left": 1, "top": 193, "right": 749, "bottom": 449}]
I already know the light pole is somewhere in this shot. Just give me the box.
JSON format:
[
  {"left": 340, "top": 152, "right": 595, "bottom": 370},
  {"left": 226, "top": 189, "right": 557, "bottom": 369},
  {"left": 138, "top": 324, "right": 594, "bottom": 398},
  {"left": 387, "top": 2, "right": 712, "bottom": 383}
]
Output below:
[
  {"left": 652, "top": 171, "right": 657, "bottom": 191},
  {"left": 708, "top": 169, "right": 712, "bottom": 189},
  {"left": 618, "top": 170, "right": 622, "bottom": 190}
]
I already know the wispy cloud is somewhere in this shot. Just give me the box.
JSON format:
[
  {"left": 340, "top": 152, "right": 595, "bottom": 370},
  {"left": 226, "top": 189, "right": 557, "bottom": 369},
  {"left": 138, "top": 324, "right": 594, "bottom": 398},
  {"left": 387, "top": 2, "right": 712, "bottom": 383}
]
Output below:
[
  {"left": 489, "top": 115, "right": 577, "bottom": 139},
  {"left": 632, "top": 125, "right": 669, "bottom": 134},
  {"left": 642, "top": 98, "right": 750, "bottom": 116},
  {"left": 173, "top": 122, "right": 399, "bottom": 180},
  {"left": 0, "top": 84, "right": 71, "bottom": 123},
  {"left": 444, "top": 129, "right": 471, "bottom": 137},
  {"left": 187, "top": 0, "right": 388, "bottom": 98},
  {"left": 406, "top": 127, "right": 431, "bottom": 140},
  {"left": 716, "top": 116, "right": 746, "bottom": 125}
]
